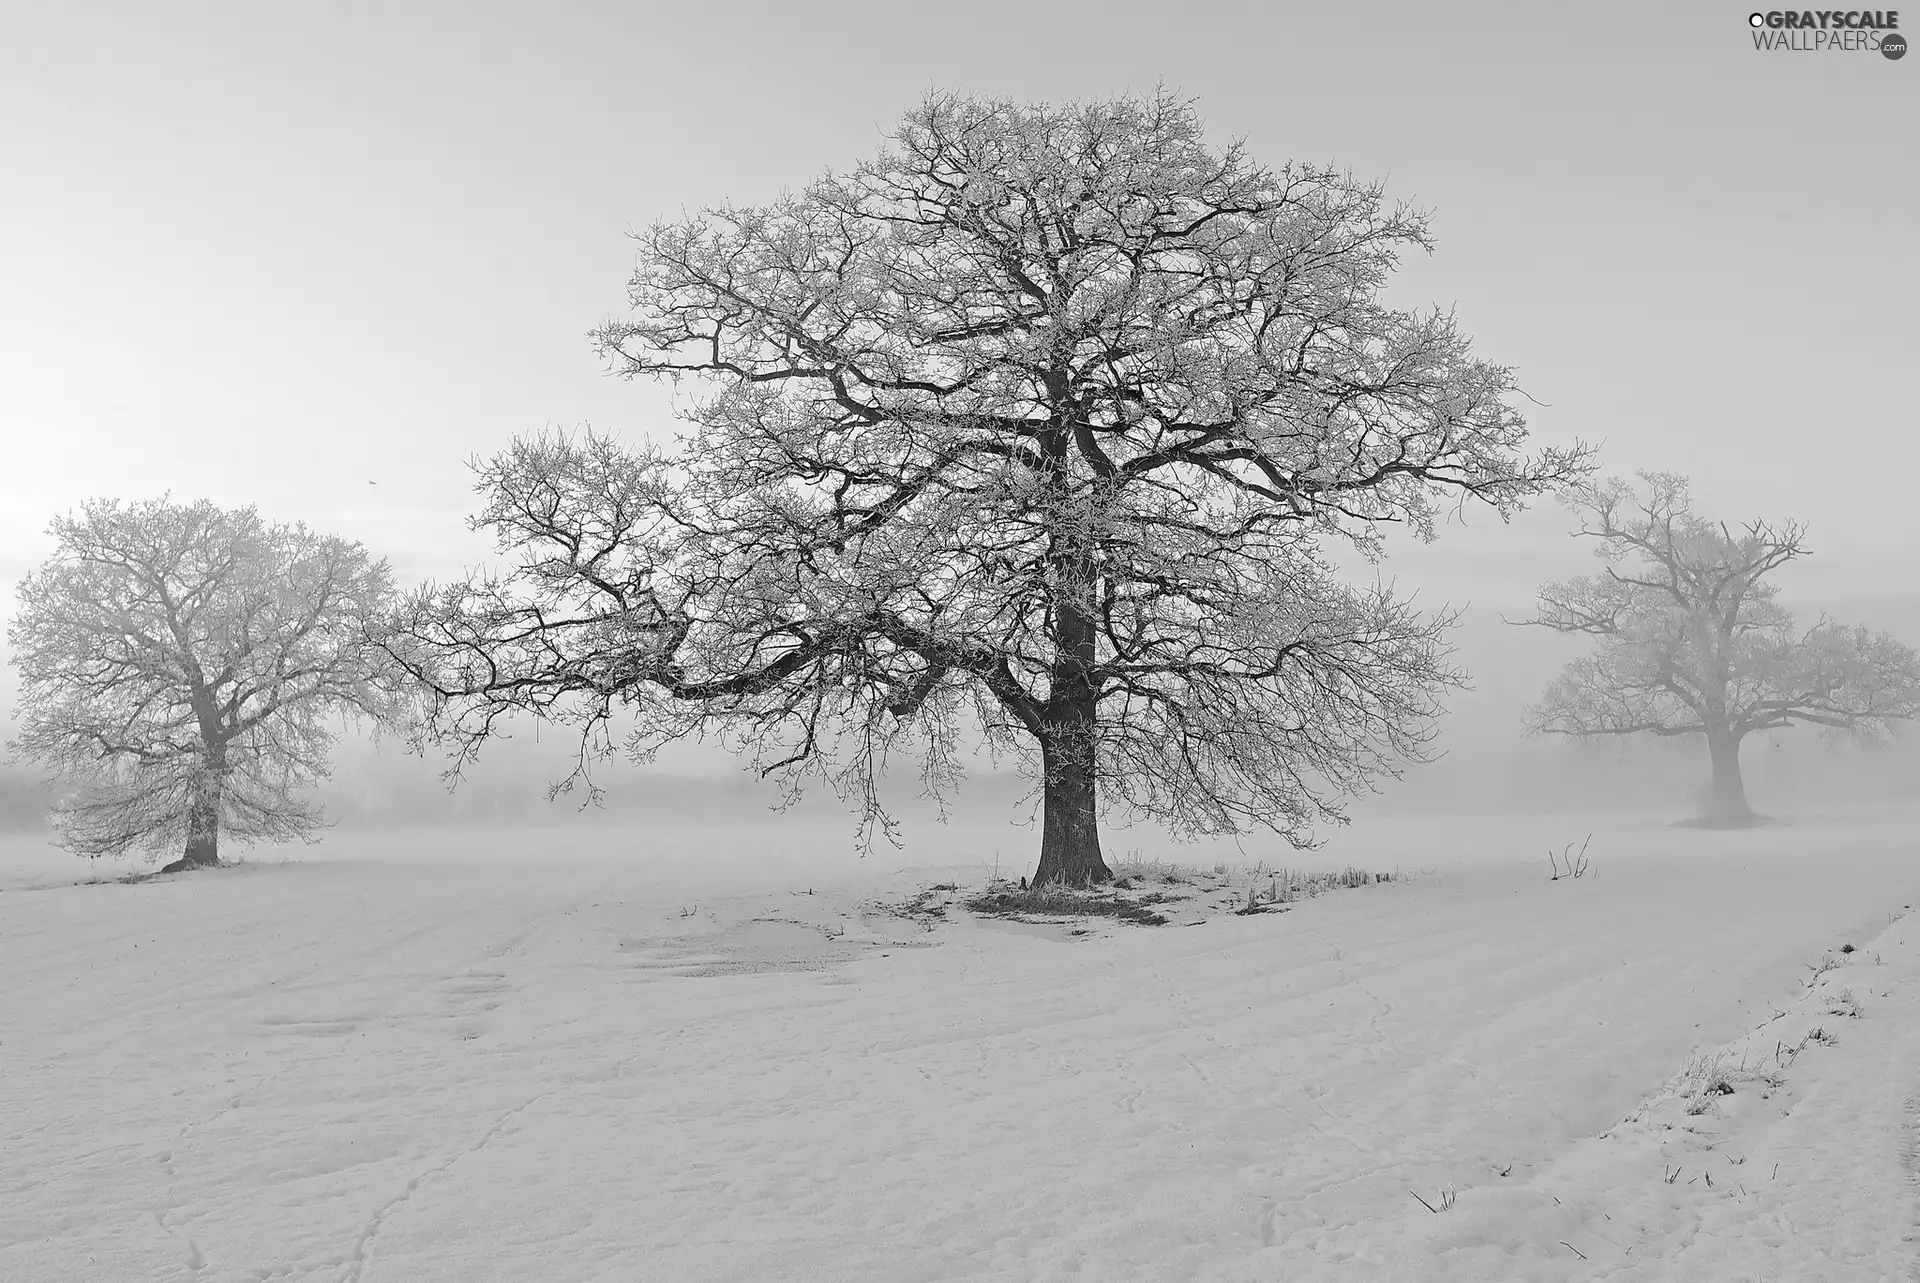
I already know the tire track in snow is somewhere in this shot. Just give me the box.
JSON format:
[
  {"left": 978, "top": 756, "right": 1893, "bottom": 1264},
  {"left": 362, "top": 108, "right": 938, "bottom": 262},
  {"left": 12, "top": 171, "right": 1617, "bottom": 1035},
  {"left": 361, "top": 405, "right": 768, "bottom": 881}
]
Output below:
[
  {"left": 336, "top": 876, "right": 640, "bottom": 1281},
  {"left": 180, "top": 882, "right": 595, "bottom": 1280},
  {"left": 337, "top": 1090, "right": 545, "bottom": 1283},
  {"left": 148, "top": 1063, "right": 293, "bottom": 1281},
  {"left": 335, "top": 1025, "right": 679, "bottom": 1283}
]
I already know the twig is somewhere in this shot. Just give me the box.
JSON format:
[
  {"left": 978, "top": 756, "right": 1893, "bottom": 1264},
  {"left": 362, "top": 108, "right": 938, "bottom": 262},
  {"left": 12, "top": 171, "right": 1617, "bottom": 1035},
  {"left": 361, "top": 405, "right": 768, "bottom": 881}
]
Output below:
[
  {"left": 1561, "top": 1242, "right": 1588, "bottom": 1261},
  {"left": 1410, "top": 1190, "right": 1440, "bottom": 1214},
  {"left": 1548, "top": 834, "right": 1594, "bottom": 880}
]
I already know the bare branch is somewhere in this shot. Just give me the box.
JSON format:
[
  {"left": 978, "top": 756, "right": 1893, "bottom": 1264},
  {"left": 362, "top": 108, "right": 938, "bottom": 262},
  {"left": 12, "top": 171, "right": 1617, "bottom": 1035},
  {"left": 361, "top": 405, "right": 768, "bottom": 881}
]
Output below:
[
  {"left": 397, "top": 89, "right": 1591, "bottom": 872},
  {"left": 1517, "top": 474, "right": 1918, "bottom": 770},
  {"left": 6, "top": 499, "right": 404, "bottom": 863}
]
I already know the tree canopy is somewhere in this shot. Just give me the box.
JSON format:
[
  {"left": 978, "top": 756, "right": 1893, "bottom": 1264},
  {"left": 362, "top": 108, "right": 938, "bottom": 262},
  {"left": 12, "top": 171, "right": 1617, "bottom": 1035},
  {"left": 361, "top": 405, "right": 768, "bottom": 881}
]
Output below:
[
  {"left": 1520, "top": 472, "right": 1920, "bottom": 821},
  {"left": 388, "top": 89, "right": 1587, "bottom": 884},
  {"left": 7, "top": 498, "right": 400, "bottom": 867}
]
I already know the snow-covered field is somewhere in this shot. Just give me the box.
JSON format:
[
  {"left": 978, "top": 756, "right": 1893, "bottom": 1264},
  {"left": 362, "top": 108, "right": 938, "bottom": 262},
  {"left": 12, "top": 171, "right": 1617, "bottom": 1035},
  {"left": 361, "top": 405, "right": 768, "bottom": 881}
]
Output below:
[{"left": 4, "top": 808, "right": 1919, "bottom": 1281}]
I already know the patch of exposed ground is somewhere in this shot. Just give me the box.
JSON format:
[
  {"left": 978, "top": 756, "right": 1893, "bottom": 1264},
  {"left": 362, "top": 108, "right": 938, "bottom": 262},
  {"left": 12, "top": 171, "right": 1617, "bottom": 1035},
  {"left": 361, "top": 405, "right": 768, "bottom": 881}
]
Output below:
[{"left": 873, "top": 859, "right": 1406, "bottom": 939}]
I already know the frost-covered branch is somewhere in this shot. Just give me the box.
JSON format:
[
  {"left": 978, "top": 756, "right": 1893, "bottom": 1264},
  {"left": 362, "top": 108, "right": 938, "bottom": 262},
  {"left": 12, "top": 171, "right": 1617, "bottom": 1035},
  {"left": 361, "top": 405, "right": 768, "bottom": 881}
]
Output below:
[
  {"left": 396, "top": 89, "right": 1590, "bottom": 882},
  {"left": 7, "top": 499, "right": 402, "bottom": 864},
  {"left": 1516, "top": 472, "right": 1919, "bottom": 819}
]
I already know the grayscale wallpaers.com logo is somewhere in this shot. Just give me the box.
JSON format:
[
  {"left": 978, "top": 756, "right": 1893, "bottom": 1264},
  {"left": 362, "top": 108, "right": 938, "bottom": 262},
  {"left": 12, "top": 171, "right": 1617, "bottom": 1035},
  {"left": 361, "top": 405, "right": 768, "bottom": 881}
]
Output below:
[{"left": 1748, "top": 9, "right": 1906, "bottom": 56}]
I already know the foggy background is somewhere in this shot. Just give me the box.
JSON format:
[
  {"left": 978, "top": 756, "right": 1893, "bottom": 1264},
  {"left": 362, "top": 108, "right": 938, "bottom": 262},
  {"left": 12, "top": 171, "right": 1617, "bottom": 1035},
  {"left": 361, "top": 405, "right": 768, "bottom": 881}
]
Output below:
[{"left": 3, "top": 1, "right": 1914, "bottom": 846}]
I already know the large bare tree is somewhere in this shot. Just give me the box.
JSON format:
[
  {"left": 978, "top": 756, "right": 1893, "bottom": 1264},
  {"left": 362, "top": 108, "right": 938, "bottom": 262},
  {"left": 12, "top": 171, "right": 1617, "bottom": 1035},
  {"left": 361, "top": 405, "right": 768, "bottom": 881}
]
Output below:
[
  {"left": 7, "top": 499, "right": 400, "bottom": 871},
  {"left": 387, "top": 90, "right": 1587, "bottom": 886},
  {"left": 1519, "top": 472, "right": 1920, "bottom": 823}
]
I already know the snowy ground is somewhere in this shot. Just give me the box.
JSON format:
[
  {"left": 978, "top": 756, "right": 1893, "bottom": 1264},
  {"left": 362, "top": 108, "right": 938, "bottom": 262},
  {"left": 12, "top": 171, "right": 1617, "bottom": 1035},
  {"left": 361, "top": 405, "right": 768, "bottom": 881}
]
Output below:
[{"left": 4, "top": 807, "right": 1919, "bottom": 1281}]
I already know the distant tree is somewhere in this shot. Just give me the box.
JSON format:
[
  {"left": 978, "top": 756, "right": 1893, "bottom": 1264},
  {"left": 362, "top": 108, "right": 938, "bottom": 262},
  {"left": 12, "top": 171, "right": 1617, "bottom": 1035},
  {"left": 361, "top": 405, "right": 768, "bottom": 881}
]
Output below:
[
  {"left": 6, "top": 499, "right": 401, "bottom": 871},
  {"left": 385, "top": 89, "right": 1587, "bottom": 887},
  {"left": 1518, "top": 472, "right": 1920, "bottom": 824}
]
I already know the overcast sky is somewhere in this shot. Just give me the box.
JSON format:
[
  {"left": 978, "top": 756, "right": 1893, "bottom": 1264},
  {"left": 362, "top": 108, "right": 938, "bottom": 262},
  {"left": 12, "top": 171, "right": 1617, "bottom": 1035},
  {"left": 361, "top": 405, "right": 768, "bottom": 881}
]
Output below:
[{"left": 2, "top": 0, "right": 1913, "bottom": 758}]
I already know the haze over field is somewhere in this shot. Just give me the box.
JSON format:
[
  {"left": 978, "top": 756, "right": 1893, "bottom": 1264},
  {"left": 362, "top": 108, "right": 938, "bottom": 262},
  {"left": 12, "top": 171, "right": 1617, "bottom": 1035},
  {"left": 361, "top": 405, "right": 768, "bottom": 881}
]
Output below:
[{"left": 11, "top": 598, "right": 1918, "bottom": 843}]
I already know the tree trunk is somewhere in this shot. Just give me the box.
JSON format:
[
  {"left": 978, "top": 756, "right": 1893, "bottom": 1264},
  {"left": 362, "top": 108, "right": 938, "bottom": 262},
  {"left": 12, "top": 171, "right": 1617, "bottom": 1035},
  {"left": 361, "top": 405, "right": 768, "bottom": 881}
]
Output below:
[
  {"left": 1704, "top": 729, "right": 1753, "bottom": 823},
  {"left": 1031, "top": 727, "right": 1111, "bottom": 888},
  {"left": 1028, "top": 402, "right": 1113, "bottom": 889},
  {"left": 162, "top": 761, "right": 222, "bottom": 873}
]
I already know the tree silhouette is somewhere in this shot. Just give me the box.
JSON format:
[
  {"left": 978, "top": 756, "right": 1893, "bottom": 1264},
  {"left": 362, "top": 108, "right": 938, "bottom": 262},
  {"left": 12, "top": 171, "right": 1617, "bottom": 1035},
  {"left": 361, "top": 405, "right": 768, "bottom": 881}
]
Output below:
[
  {"left": 1519, "top": 472, "right": 1920, "bottom": 823},
  {"left": 388, "top": 90, "right": 1587, "bottom": 885},
  {"left": 8, "top": 499, "right": 400, "bottom": 870}
]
